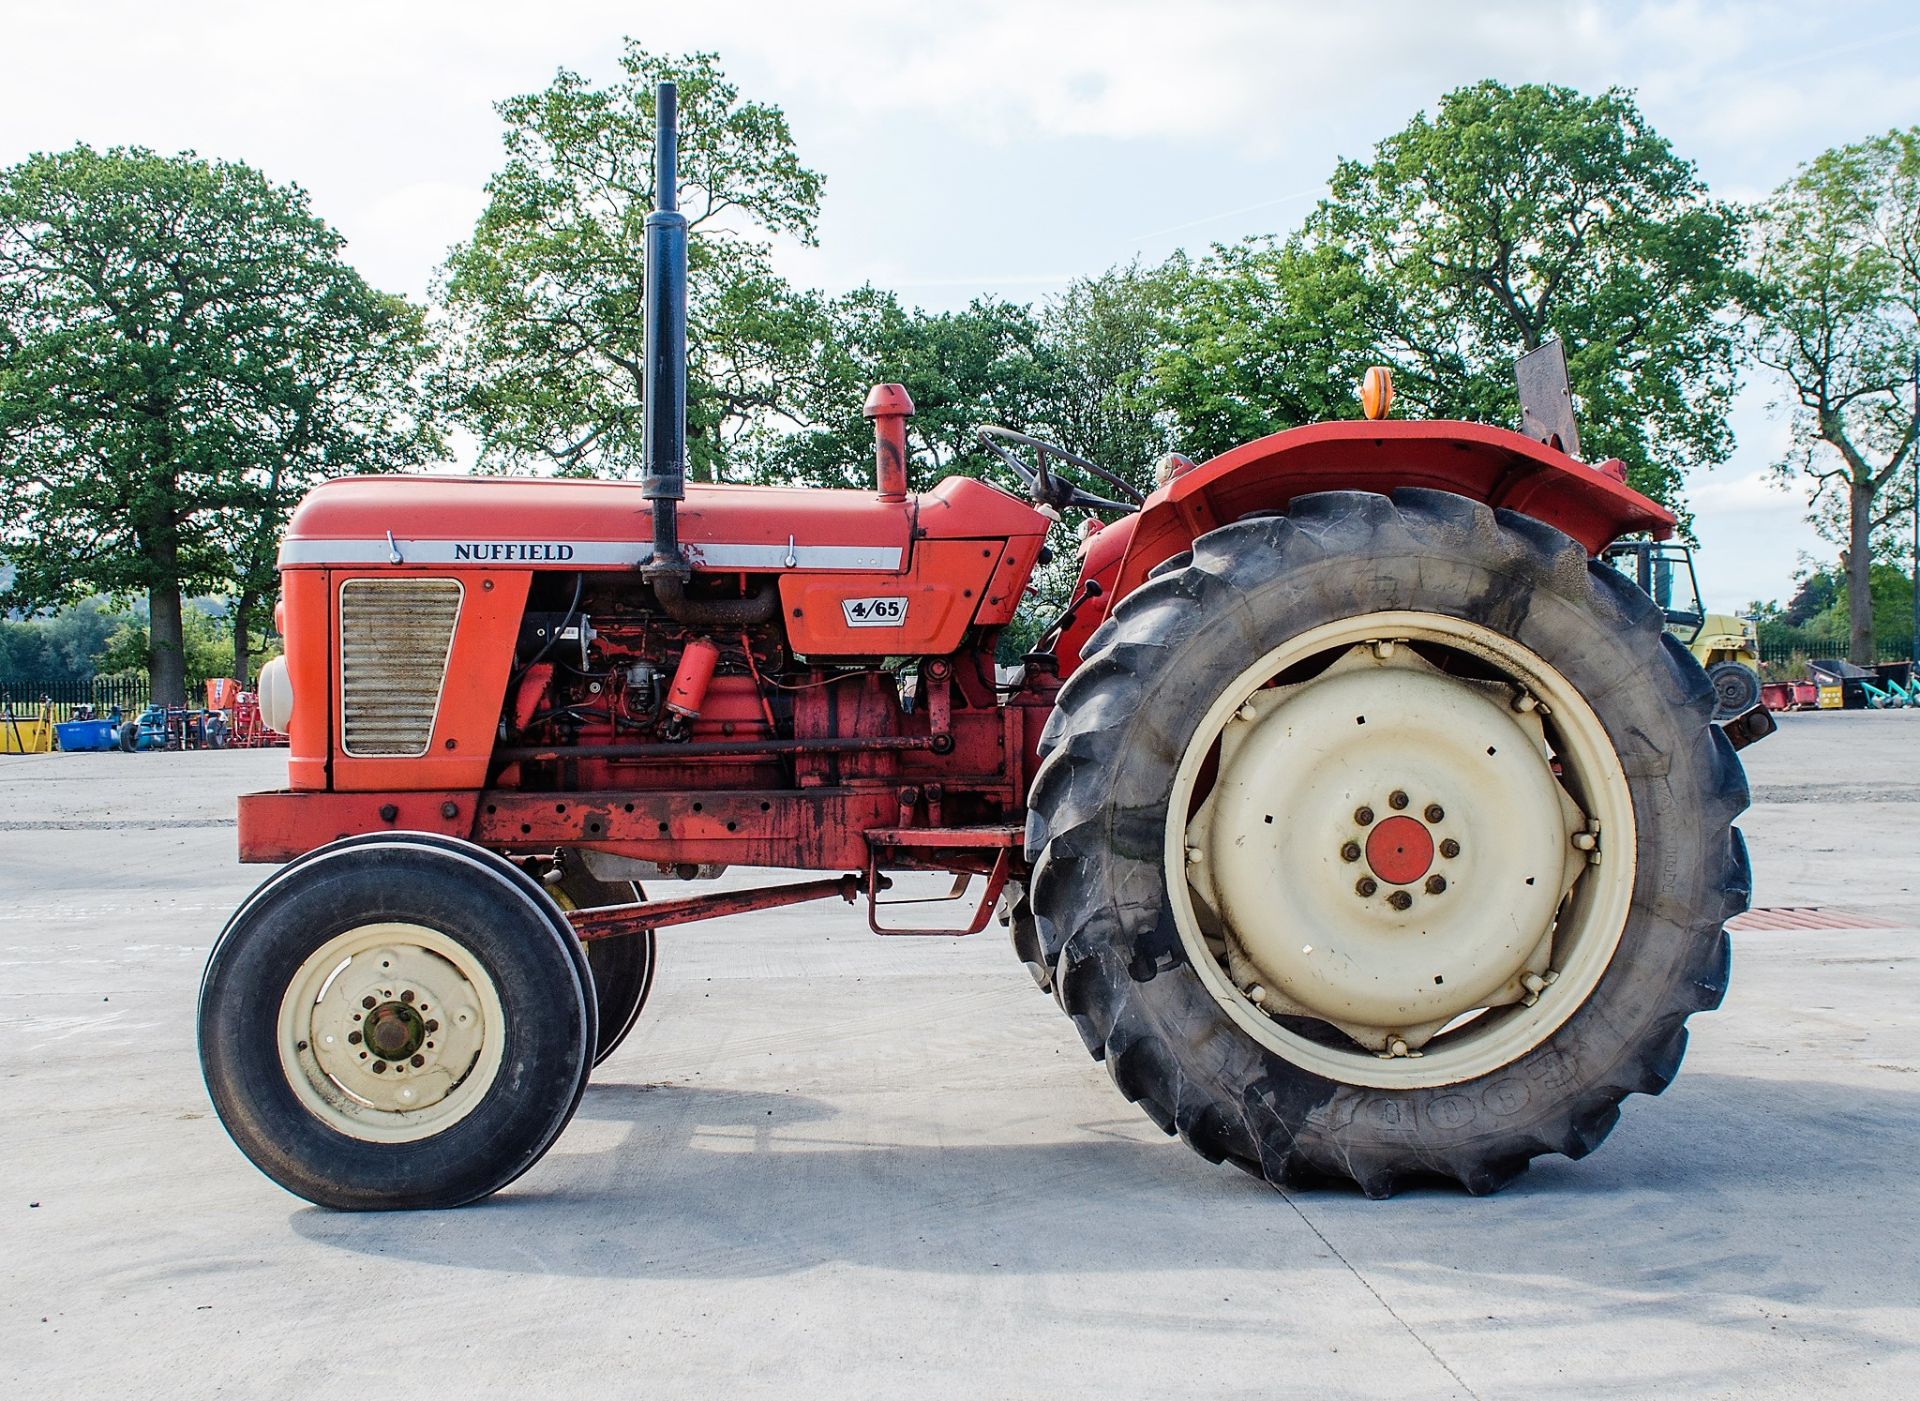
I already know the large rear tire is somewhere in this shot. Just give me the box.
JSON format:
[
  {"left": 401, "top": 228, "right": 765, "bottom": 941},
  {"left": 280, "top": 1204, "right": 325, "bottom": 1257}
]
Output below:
[
  {"left": 198, "top": 838, "right": 595, "bottom": 1209},
  {"left": 1025, "top": 490, "right": 1750, "bottom": 1196}
]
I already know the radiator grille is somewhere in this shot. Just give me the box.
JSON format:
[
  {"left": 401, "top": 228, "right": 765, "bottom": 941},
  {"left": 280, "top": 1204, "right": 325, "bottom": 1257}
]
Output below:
[{"left": 339, "top": 578, "right": 463, "bottom": 757}]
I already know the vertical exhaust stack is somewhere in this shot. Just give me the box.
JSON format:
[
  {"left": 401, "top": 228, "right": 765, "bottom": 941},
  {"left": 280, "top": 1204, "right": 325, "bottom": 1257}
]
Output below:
[
  {"left": 642, "top": 80, "right": 689, "bottom": 580},
  {"left": 637, "top": 81, "right": 778, "bottom": 629}
]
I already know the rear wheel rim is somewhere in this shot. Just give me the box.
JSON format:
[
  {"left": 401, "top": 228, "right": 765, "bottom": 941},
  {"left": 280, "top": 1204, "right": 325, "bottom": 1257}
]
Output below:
[
  {"left": 276, "top": 922, "right": 507, "bottom": 1142},
  {"left": 1165, "top": 610, "right": 1637, "bottom": 1090}
]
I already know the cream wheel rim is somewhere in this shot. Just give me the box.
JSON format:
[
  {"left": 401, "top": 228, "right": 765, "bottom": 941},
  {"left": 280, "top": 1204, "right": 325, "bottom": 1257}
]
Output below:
[
  {"left": 1165, "top": 611, "right": 1636, "bottom": 1090},
  {"left": 276, "top": 922, "right": 506, "bottom": 1142}
]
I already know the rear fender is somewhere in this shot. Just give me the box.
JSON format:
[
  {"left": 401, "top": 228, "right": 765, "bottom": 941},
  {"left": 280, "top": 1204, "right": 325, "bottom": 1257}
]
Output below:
[{"left": 1055, "top": 420, "right": 1675, "bottom": 674}]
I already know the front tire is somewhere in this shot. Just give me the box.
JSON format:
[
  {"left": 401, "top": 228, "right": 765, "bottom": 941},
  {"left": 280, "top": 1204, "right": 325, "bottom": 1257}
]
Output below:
[
  {"left": 1707, "top": 661, "right": 1762, "bottom": 721},
  {"left": 1026, "top": 490, "right": 1750, "bottom": 1196},
  {"left": 198, "top": 838, "right": 595, "bottom": 1209}
]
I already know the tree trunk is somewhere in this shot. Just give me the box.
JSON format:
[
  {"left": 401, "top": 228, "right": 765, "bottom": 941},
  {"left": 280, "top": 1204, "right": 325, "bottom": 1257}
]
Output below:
[
  {"left": 138, "top": 460, "right": 190, "bottom": 705},
  {"left": 232, "top": 594, "right": 254, "bottom": 688},
  {"left": 1847, "top": 478, "right": 1876, "bottom": 665},
  {"left": 148, "top": 584, "right": 188, "bottom": 706}
]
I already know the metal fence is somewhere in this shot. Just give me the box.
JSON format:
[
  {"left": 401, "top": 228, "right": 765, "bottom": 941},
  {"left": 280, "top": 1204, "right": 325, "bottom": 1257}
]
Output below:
[
  {"left": 1757, "top": 633, "right": 1914, "bottom": 670},
  {"left": 0, "top": 675, "right": 149, "bottom": 721}
]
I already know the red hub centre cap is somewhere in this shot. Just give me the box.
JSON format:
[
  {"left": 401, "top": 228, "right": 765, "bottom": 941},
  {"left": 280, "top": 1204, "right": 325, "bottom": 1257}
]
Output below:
[{"left": 1365, "top": 815, "right": 1434, "bottom": 886}]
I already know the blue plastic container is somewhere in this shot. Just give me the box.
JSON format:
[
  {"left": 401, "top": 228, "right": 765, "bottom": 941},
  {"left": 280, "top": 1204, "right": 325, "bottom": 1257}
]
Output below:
[{"left": 55, "top": 718, "right": 119, "bottom": 752}]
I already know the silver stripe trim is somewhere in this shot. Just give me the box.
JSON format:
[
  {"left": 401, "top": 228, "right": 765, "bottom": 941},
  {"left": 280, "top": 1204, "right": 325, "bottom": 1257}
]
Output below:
[
  {"left": 692, "top": 543, "right": 901, "bottom": 570},
  {"left": 278, "top": 539, "right": 903, "bottom": 570}
]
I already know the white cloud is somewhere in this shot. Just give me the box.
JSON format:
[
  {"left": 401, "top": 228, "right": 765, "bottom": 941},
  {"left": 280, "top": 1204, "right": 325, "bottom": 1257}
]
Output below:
[{"left": 5, "top": 0, "right": 1915, "bottom": 607}]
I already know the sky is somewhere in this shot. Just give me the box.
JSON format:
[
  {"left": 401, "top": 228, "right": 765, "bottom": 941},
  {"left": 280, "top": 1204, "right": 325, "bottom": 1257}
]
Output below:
[{"left": 4, "top": 0, "right": 1919, "bottom": 611}]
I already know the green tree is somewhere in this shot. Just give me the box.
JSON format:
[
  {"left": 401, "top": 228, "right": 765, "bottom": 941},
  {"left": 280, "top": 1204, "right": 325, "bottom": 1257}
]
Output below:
[
  {"left": 1149, "top": 242, "right": 1381, "bottom": 460},
  {"left": 0, "top": 146, "right": 438, "bottom": 700},
  {"left": 438, "top": 46, "right": 827, "bottom": 481},
  {"left": 1749, "top": 128, "right": 1919, "bottom": 664},
  {"left": 1036, "top": 262, "right": 1177, "bottom": 477},
  {"left": 1296, "top": 81, "right": 1747, "bottom": 514},
  {"left": 0, "top": 599, "right": 132, "bottom": 684},
  {"left": 754, "top": 289, "right": 1062, "bottom": 490},
  {"left": 1781, "top": 566, "right": 1840, "bottom": 626},
  {"left": 1778, "top": 561, "right": 1916, "bottom": 656},
  {"left": 95, "top": 606, "right": 237, "bottom": 691}
]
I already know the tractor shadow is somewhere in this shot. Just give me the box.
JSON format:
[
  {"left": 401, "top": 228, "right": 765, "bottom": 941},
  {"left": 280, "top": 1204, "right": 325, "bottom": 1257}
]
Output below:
[{"left": 289, "top": 1068, "right": 1920, "bottom": 1335}]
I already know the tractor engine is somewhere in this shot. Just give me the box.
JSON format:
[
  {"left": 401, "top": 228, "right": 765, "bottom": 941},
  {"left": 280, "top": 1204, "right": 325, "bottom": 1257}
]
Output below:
[{"left": 506, "top": 581, "right": 785, "bottom": 766}]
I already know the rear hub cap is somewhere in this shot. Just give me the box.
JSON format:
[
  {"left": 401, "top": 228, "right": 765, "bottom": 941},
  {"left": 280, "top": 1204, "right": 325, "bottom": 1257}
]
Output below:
[{"left": 1364, "top": 815, "right": 1434, "bottom": 886}]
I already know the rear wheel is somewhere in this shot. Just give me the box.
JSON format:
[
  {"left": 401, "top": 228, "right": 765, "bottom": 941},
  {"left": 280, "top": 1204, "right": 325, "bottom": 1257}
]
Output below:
[
  {"left": 547, "top": 854, "right": 657, "bottom": 1067},
  {"left": 1707, "top": 660, "right": 1762, "bottom": 721},
  {"left": 198, "top": 838, "right": 594, "bottom": 1209},
  {"left": 999, "top": 883, "right": 1050, "bottom": 992},
  {"left": 1026, "top": 490, "right": 1750, "bottom": 1196}
]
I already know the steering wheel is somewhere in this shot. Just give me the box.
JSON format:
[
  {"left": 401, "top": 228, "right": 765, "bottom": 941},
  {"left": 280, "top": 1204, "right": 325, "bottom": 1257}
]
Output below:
[{"left": 975, "top": 426, "right": 1144, "bottom": 513}]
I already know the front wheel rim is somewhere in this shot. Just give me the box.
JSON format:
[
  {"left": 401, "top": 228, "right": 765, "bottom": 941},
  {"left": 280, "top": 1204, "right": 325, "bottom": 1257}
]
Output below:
[
  {"left": 276, "top": 922, "right": 507, "bottom": 1142},
  {"left": 1165, "top": 610, "right": 1637, "bottom": 1090}
]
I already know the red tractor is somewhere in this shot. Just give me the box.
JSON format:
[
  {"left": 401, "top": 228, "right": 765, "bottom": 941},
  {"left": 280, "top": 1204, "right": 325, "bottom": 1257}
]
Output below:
[{"left": 198, "top": 86, "right": 1763, "bottom": 1208}]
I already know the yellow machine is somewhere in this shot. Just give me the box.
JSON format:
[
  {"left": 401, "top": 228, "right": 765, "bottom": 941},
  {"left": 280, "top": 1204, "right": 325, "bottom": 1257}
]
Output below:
[
  {"left": 1603, "top": 542, "right": 1761, "bottom": 720},
  {"left": 0, "top": 699, "right": 55, "bottom": 753}
]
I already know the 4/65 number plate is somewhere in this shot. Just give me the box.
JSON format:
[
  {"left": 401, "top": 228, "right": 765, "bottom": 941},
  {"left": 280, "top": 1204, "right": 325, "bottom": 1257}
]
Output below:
[{"left": 841, "top": 596, "right": 909, "bottom": 628}]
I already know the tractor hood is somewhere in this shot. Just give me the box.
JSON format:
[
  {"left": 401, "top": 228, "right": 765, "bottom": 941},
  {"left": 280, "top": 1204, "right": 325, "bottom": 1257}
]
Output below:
[{"left": 274, "top": 474, "right": 1040, "bottom": 574}]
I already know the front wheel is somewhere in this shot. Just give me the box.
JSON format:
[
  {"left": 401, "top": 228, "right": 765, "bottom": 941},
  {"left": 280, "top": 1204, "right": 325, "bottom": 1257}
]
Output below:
[
  {"left": 198, "top": 838, "right": 594, "bottom": 1209},
  {"left": 1026, "top": 490, "right": 1750, "bottom": 1196},
  {"left": 1707, "top": 660, "right": 1762, "bottom": 721}
]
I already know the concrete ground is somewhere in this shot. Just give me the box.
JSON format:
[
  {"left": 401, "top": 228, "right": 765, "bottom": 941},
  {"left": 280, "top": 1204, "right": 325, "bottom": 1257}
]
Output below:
[{"left": 3, "top": 711, "right": 1918, "bottom": 1398}]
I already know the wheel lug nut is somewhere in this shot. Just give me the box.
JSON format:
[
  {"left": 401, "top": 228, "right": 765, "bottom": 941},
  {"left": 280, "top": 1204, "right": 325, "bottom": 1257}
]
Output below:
[
  {"left": 1354, "top": 806, "right": 1375, "bottom": 826},
  {"left": 1356, "top": 877, "right": 1378, "bottom": 897},
  {"left": 1440, "top": 838, "right": 1461, "bottom": 859},
  {"left": 400, "top": 989, "right": 415, "bottom": 1004},
  {"left": 361, "top": 996, "right": 376, "bottom": 1009},
  {"left": 347, "top": 1031, "right": 362, "bottom": 1045},
  {"left": 1387, "top": 890, "right": 1413, "bottom": 911},
  {"left": 1388, "top": 791, "right": 1409, "bottom": 810},
  {"left": 371, "top": 1061, "right": 386, "bottom": 1074},
  {"left": 1341, "top": 842, "right": 1362, "bottom": 862},
  {"left": 410, "top": 1054, "right": 425, "bottom": 1067},
  {"left": 1425, "top": 875, "right": 1447, "bottom": 895},
  {"left": 1425, "top": 804, "right": 1444, "bottom": 823}
]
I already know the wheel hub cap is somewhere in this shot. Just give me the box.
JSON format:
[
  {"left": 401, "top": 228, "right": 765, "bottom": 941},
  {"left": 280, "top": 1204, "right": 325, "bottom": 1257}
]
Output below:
[
  {"left": 1364, "top": 815, "right": 1433, "bottom": 886},
  {"left": 365, "top": 1001, "right": 426, "bottom": 1060}
]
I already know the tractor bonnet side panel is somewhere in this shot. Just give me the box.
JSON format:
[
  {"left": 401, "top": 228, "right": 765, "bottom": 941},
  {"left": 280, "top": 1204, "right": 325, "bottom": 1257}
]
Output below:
[{"left": 779, "top": 478, "right": 1049, "bottom": 654}]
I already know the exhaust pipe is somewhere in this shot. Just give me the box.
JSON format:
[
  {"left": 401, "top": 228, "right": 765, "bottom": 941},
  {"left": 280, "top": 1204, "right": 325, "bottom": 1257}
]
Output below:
[
  {"left": 638, "top": 82, "right": 777, "bottom": 629},
  {"left": 642, "top": 81, "right": 689, "bottom": 579}
]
